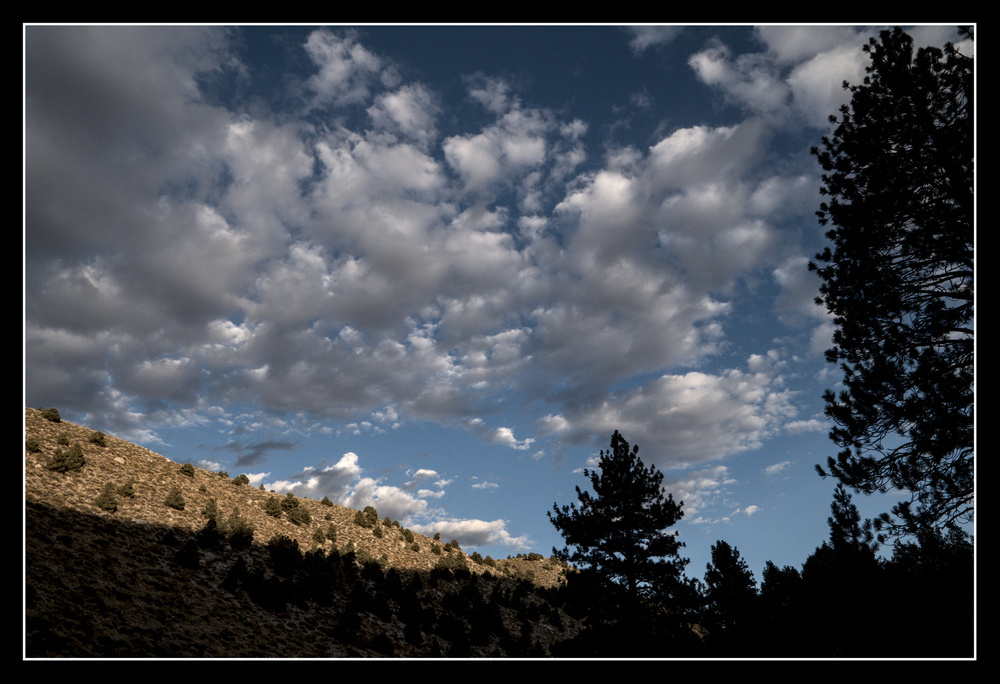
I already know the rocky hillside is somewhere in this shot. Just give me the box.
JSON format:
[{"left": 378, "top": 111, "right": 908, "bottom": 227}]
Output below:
[{"left": 24, "top": 407, "right": 582, "bottom": 657}]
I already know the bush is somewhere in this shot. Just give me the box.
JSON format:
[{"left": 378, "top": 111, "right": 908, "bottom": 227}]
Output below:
[
  {"left": 94, "top": 482, "right": 119, "bottom": 512},
  {"left": 197, "top": 517, "right": 225, "bottom": 550},
  {"left": 165, "top": 485, "right": 186, "bottom": 510},
  {"left": 312, "top": 528, "right": 327, "bottom": 547},
  {"left": 321, "top": 496, "right": 333, "bottom": 507},
  {"left": 88, "top": 431, "right": 108, "bottom": 447},
  {"left": 266, "top": 535, "right": 302, "bottom": 577},
  {"left": 353, "top": 510, "right": 371, "bottom": 528},
  {"left": 46, "top": 445, "right": 85, "bottom": 473},
  {"left": 116, "top": 478, "right": 135, "bottom": 498},
  {"left": 225, "top": 508, "right": 255, "bottom": 550},
  {"left": 363, "top": 506, "right": 379, "bottom": 526},
  {"left": 372, "top": 525, "right": 383, "bottom": 539},
  {"left": 434, "top": 551, "right": 470, "bottom": 574},
  {"left": 25, "top": 437, "right": 41, "bottom": 453},
  {"left": 56, "top": 433, "right": 70, "bottom": 446},
  {"left": 280, "top": 492, "right": 299, "bottom": 512},
  {"left": 264, "top": 496, "right": 283, "bottom": 518},
  {"left": 402, "top": 528, "right": 415, "bottom": 544},
  {"left": 179, "top": 463, "right": 195, "bottom": 477},
  {"left": 41, "top": 407, "right": 61, "bottom": 422},
  {"left": 217, "top": 470, "right": 229, "bottom": 479},
  {"left": 201, "top": 497, "right": 219, "bottom": 520},
  {"left": 326, "top": 524, "right": 338, "bottom": 544},
  {"left": 287, "top": 505, "right": 312, "bottom": 527},
  {"left": 232, "top": 473, "right": 250, "bottom": 486}
]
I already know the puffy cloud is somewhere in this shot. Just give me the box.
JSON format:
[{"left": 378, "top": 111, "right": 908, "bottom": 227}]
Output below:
[
  {"left": 538, "top": 358, "right": 799, "bottom": 470},
  {"left": 410, "top": 518, "right": 532, "bottom": 551},
  {"left": 304, "top": 29, "right": 386, "bottom": 106}
]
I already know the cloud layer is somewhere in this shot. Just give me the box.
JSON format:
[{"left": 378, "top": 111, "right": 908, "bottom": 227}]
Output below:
[{"left": 27, "top": 26, "right": 958, "bottom": 542}]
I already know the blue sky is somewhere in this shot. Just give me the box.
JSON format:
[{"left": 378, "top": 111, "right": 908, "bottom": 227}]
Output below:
[{"left": 23, "top": 24, "right": 971, "bottom": 580}]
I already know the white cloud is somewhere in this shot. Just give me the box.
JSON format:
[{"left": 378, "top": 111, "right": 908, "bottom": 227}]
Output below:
[{"left": 410, "top": 518, "right": 532, "bottom": 551}]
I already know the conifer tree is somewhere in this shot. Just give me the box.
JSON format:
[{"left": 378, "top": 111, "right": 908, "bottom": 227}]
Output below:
[
  {"left": 810, "top": 27, "right": 974, "bottom": 539},
  {"left": 548, "top": 430, "right": 688, "bottom": 604}
]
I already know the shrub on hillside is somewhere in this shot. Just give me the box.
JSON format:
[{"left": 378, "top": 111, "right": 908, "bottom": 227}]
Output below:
[
  {"left": 402, "top": 528, "right": 415, "bottom": 544},
  {"left": 225, "top": 508, "right": 255, "bottom": 550},
  {"left": 353, "top": 510, "right": 371, "bottom": 528},
  {"left": 25, "top": 437, "right": 41, "bottom": 453},
  {"left": 372, "top": 525, "right": 383, "bottom": 539},
  {"left": 266, "top": 535, "right": 302, "bottom": 577},
  {"left": 232, "top": 473, "right": 249, "bottom": 486},
  {"left": 88, "top": 431, "right": 108, "bottom": 447},
  {"left": 116, "top": 478, "right": 135, "bottom": 498},
  {"left": 264, "top": 496, "right": 283, "bottom": 518},
  {"left": 363, "top": 506, "right": 379, "bottom": 526},
  {"left": 94, "top": 482, "right": 119, "bottom": 512},
  {"left": 46, "top": 445, "right": 85, "bottom": 473},
  {"left": 321, "top": 496, "right": 333, "bottom": 507},
  {"left": 201, "top": 497, "right": 219, "bottom": 520},
  {"left": 326, "top": 523, "right": 338, "bottom": 545},
  {"left": 280, "top": 492, "right": 299, "bottom": 512},
  {"left": 197, "top": 517, "right": 225, "bottom": 550},
  {"left": 41, "top": 407, "right": 61, "bottom": 422},
  {"left": 164, "top": 486, "right": 185, "bottom": 510},
  {"left": 179, "top": 463, "right": 195, "bottom": 477},
  {"left": 287, "top": 505, "right": 312, "bottom": 527},
  {"left": 56, "top": 433, "right": 70, "bottom": 446}
]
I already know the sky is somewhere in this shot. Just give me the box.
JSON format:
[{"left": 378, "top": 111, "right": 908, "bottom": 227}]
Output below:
[{"left": 23, "top": 24, "right": 973, "bottom": 581}]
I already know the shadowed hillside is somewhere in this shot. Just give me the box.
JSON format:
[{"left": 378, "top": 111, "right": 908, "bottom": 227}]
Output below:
[{"left": 24, "top": 407, "right": 582, "bottom": 657}]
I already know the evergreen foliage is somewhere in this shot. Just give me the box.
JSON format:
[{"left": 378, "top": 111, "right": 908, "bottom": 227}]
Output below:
[
  {"left": 224, "top": 508, "right": 255, "bottom": 550},
  {"left": 548, "top": 430, "right": 689, "bottom": 605},
  {"left": 264, "top": 496, "right": 283, "bottom": 518},
  {"left": 46, "top": 444, "right": 85, "bottom": 473},
  {"left": 810, "top": 27, "right": 974, "bottom": 539},
  {"left": 94, "top": 482, "right": 119, "bottom": 512},
  {"left": 116, "top": 478, "right": 135, "bottom": 498},
  {"left": 164, "top": 485, "right": 185, "bottom": 510}
]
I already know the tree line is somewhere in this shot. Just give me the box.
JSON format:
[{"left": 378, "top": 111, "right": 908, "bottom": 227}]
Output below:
[{"left": 546, "top": 27, "right": 974, "bottom": 658}]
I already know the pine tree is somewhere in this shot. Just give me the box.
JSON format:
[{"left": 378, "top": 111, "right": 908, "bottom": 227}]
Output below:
[
  {"left": 548, "top": 430, "right": 688, "bottom": 605},
  {"left": 810, "top": 27, "right": 974, "bottom": 539}
]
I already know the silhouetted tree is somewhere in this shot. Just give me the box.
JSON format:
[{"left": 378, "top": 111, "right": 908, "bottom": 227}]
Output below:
[
  {"left": 799, "top": 486, "right": 885, "bottom": 656},
  {"left": 700, "top": 540, "right": 760, "bottom": 654},
  {"left": 882, "top": 526, "right": 974, "bottom": 656},
  {"left": 548, "top": 430, "right": 689, "bottom": 606},
  {"left": 810, "top": 27, "right": 974, "bottom": 539}
]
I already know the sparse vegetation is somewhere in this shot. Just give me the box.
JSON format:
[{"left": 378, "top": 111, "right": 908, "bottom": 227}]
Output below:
[
  {"left": 88, "top": 431, "right": 108, "bottom": 447},
  {"left": 264, "top": 496, "right": 283, "bottom": 518},
  {"left": 164, "top": 485, "right": 185, "bottom": 510},
  {"left": 116, "top": 478, "right": 135, "bottom": 498},
  {"left": 179, "top": 463, "right": 195, "bottom": 477},
  {"left": 41, "top": 407, "right": 61, "bottom": 422},
  {"left": 94, "top": 482, "right": 119, "bottom": 512},
  {"left": 46, "top": 444, "right": 85, "bottom": 473}
]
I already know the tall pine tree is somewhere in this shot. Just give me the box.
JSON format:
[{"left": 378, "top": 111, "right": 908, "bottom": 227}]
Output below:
[{"left": 548, "top": 430, "right": 688, "bottom": 605}]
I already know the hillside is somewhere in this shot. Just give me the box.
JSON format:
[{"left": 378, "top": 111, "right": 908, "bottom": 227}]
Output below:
[{"left": 24, "top": 407, "right": 582, "bottom": 657}]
